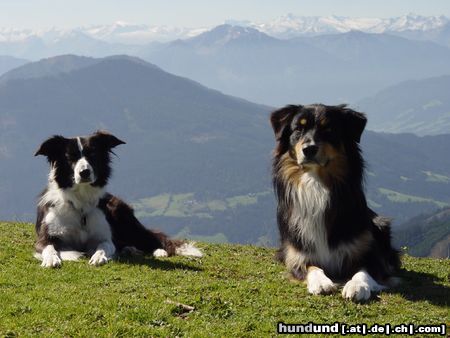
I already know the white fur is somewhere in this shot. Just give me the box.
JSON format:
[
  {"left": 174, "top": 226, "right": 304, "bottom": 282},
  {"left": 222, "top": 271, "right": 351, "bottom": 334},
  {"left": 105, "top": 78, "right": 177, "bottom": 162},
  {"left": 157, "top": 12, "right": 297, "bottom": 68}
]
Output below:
[
  {"left": 306, "top": 268, "right": 336, "bottom": 295},
  {"left": 288, "top": 171, "right": 368, "bottom": 275},
  {"left": 89, "top": 241, "right": 116, "bottom": 266},
  {"left": 290, "top": 171, "right": 329, "bottom": 247},
  {"left": 175, "top": 243, "right": 203, "bottom": 257},
  {"left": 43, "top": 200, "right": 111, "bottom": 249},
  {"left": 342, "top": 270, "right": 385, "bottom": 301},
  {"left": 35, "top": 250, "right": 84, "bottom": 261},
  {"left": 37, "top": 171, "right": 114, "bottom": 267},
  {"left": 74, "top": 158, "right": 95, "bottom": 184},
  {"left": 41, "top": 244, "right": 61, "bottom": 268},
  {"left": 289, "top": 172, "right": 332, "bottom": 267},
  {"left": 77, "top": 137, "right": 83, "bottom": 153},
  {"left": 39, "top": 170, "right": 104, "bottom": 212},
  {"left": 153, "top": 249, "right": 168, "bottom": 257}
]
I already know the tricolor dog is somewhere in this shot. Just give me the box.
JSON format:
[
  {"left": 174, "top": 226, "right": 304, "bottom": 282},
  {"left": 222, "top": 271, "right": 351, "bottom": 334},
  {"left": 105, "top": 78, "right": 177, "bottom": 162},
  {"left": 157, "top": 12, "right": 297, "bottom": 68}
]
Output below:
[{"left": 270, "top": 104, "right": 400, "bottom": 302}]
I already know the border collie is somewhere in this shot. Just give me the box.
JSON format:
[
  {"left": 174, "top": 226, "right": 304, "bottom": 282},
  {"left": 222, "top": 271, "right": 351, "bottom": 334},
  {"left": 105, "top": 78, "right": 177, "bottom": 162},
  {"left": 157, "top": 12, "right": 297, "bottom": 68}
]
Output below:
[
  {"left": 34, "top": 130, "right": 202, "bottom": 268},
  {"left": 270, "top": 104, "right": 400, "bottom": 302}
]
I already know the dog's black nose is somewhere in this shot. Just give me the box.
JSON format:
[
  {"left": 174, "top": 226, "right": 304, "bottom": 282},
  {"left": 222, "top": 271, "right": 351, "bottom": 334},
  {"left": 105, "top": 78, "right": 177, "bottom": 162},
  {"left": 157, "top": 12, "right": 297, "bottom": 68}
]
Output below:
[
  {"left": 80, "top": 169, "right": 91, "bottom": 179},
  {"left": 303, "top": 145, "right": 319, "bottom": 159}
]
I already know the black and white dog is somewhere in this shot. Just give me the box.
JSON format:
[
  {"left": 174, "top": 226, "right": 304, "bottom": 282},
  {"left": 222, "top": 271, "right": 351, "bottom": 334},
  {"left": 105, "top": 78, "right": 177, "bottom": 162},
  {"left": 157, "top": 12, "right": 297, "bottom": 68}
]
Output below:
[
  {"left": 34, "top": 130, "right": 202, "bottom": 268},
  {"left": 270, "top": 104, "right": 400, "bottom": 302}
]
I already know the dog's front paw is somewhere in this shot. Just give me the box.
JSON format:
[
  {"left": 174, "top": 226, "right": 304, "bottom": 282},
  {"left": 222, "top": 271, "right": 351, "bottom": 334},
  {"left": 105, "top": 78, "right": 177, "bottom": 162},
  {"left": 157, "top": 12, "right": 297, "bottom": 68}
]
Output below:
[
  {"left": 342, "top": 279, "right": 371, "bottom": 302},
  {"left": 89, "top": 250, "right": 109, "bottom": 266},
  {"left": 307, "top": 269, "right": 337, "bottom": 295},
  {"left": 41, "top": 253, "right": 62, "bottom": 268},
  {"left": 153, "top": 249, "right": 168, "bottom": 257}
]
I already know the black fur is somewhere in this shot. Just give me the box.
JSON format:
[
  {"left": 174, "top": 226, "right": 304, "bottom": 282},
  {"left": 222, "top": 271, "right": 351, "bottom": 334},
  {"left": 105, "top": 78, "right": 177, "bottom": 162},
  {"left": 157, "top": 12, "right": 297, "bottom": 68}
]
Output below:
[
  {"left": 34, "top": 130, "right": 184, "bottom": 259},
  {"left": 271, "top": 104, "right": 400, "bottom": 283}
]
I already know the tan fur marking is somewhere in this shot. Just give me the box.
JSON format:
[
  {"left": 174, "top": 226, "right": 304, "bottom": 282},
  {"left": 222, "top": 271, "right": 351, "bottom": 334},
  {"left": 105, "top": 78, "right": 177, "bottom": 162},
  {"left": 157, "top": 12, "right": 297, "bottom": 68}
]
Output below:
[
  {"left": 307, "top": 265, "right": 321, "bottom": 272},
  {"left": 284, "top": 242, "right": 307, "bottom": 272},
  {"left": 279, "top": 152, "right": 304, "bottom": 186}
]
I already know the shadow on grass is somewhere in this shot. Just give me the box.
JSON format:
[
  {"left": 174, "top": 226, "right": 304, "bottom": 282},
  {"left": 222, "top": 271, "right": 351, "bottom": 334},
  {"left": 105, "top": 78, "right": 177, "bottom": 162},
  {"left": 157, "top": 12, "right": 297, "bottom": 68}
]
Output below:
[
  {"left": 388, "top": 268, "right": 450, "bottom": 307},
  {"left": 114, "top": 254, "right": 203, "bottom": 272}
]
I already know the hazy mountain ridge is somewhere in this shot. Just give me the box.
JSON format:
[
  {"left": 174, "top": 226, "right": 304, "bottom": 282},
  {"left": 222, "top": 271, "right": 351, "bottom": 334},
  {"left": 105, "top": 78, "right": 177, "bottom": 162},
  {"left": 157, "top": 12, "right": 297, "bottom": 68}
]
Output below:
[
  {"left": 0, "top": 55, "right": 449, "bottom": 249},
  {"left": 0, "top": 55, "right": 29, "bottom": 76},
  {"left": 395, "top": 207, "right": 450, "bottom": 258},
  {"left": 3, "top": 21, "right": 450, "bottom": 107},
  {"left": 1, "top": 14, "right": 447, "bottom": 44},
  {"left": 358, "top": 75, "right": 450, "bottom": 135},
  {"left": 142, "top": 26, "right": 450, "bottom": 105}
]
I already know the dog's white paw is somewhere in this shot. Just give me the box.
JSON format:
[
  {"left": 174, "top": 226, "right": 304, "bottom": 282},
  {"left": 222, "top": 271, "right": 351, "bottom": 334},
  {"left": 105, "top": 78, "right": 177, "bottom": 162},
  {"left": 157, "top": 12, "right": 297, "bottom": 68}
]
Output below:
[
  {"left": 89, "top": 250, "right": 109, "bottom": 266},
  {"left": 41, "top": 253, "right": 62, "bottom": 268},
  {"left": 153, "top": 249, "right": 168, "bottom": 257},
  {"left": 307, "top": 269, "right": 337, "bottom": 295},
  {"left": 342, "top": 279, "right": 371, "bottom": 302}
]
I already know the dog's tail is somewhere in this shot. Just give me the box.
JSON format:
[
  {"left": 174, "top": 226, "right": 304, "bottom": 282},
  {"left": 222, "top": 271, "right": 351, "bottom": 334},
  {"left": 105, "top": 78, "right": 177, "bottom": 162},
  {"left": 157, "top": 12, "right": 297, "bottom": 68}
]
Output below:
[{"left": 152, "top": 231, "right": 203, "bottom": 258}]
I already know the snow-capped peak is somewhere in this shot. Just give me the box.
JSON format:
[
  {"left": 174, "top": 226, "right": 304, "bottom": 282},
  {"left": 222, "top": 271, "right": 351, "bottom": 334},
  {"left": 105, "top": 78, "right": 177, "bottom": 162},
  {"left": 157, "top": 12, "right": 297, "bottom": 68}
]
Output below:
[
  {"left": 251, "top": 13, "right": 450, "bottom": 38},
  {"left": 0, "top": 14, "right": 448, "bottom": 45}
]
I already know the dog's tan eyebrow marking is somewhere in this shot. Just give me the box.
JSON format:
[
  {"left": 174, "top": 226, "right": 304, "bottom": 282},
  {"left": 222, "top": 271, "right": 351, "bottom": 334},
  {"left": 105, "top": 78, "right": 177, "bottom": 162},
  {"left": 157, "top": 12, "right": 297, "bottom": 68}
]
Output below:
[
  {"left": 320, "top": 119, "right": 328, "bottom": 126},
  {"left": 299, "top": 118, "right": 307, "bottom": 126},
  {"left": 77, "top": 137, "right": 83, "bottom": 155}
]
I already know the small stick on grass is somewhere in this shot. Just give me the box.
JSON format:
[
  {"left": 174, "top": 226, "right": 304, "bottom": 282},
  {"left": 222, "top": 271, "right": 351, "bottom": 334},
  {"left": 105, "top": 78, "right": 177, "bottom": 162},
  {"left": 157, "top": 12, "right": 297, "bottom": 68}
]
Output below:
[{"left": 165, "top": 299, "right": 195, "bottom": 312}]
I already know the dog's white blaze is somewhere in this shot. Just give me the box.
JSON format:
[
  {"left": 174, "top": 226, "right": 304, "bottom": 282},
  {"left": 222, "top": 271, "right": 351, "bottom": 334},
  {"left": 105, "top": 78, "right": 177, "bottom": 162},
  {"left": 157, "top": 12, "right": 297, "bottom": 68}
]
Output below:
[
  {"left": 77, "top": 137, "right": 83, "bottom": 153},
  {"left": 74, "top": 137, "right": 96, "bottom": 184},
  {"left": 74, "top": 157, "right": 95, "bottom": 184},
  {"left": 342, "top": 270, "right": 385, "bottom": 301}
]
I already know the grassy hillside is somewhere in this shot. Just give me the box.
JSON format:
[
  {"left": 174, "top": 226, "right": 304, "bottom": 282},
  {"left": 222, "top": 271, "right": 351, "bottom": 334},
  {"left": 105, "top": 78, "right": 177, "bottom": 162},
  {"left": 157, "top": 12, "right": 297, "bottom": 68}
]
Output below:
[
  {"left": 395, "top": 207, "right": 450, "bottom": 258},
  {"left": 358, "top": 74, "right": 450, "bottom": 135},
  {"left": 1, "top": 222, "right": 449, "bottom": 337}
]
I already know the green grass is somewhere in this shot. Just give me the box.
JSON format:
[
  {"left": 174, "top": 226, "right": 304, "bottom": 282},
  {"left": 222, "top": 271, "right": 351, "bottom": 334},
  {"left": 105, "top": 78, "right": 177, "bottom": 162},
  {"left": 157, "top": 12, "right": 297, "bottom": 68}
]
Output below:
[
  {"left": 132, "top": 191, "right": 271, "bottom": 219},
  {"left": 378, "top": 187, "right": 449, "bottom": 208},
  {"left": 423, "top": 171, "right": 450, "bottom": 184},
  {"left": 1, "top": 222, "right": 449, "bottom": 337}
]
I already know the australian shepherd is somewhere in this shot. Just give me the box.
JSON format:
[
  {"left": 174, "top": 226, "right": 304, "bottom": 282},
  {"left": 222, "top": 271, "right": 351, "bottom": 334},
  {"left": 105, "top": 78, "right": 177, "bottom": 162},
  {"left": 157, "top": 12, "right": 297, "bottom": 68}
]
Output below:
[
  {"left": 270, "top": 104, "right": 400, "bottom": 302},
  {"left": 34, "top": 130, "right": 202, "bottom": 268}
]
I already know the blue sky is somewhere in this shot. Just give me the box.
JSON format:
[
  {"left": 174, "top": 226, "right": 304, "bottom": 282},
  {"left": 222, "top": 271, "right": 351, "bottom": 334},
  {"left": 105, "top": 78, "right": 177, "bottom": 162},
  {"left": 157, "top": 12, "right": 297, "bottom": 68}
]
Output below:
[{"left": 1, "top": 0, "right": 450, "bottom": 28}]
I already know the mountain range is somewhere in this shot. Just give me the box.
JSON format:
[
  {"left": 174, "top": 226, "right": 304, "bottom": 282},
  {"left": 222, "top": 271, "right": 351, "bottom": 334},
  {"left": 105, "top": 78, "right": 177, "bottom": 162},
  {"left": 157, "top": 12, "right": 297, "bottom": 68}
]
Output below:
[
  {"left": 3, "top": 19, "right": 450, "bottom": 107},
  {"left": 395, "top": 207, "right": 450, "bottom": 258},
  {"left": 358, "top": 75, "right": 450, "bottom": 135},
  {"left": 142, "top": 26, "right": 450, "bottom": 105},
  {"left": 1, "top": 14, "right": 448, "bottom": 45},
  {"left": 0, "top": 55, "right": 449, "bottom": 248},
  {"left": 0, "top": 55, "right": 28, "bottom": 76}
]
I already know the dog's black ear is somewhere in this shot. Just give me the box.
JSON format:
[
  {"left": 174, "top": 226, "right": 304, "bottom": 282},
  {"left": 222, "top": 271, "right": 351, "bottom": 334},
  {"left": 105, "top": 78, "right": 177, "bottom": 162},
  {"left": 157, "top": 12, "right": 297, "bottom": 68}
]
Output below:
[
  {"left": 340, "top": 106, "right": 367, "bottom": 143},
  {"left": 270, "top": 105, "right": 300, "bottom": 140},
  {"left": 34, "top": 135, "right": 67, "bottom": 158},
  {"left": 93, "top": 130, "right": 126, "bottom": 149}
]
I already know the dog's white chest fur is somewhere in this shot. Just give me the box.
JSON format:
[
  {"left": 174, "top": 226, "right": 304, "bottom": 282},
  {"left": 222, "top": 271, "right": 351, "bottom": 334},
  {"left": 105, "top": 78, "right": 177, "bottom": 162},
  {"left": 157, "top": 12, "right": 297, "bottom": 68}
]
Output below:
[
  {"left": 289, "top": 172, "right": 345, "bottom": 270},
  {"left": 41, "top": 182, "right": 111, "bottom": 250}
]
